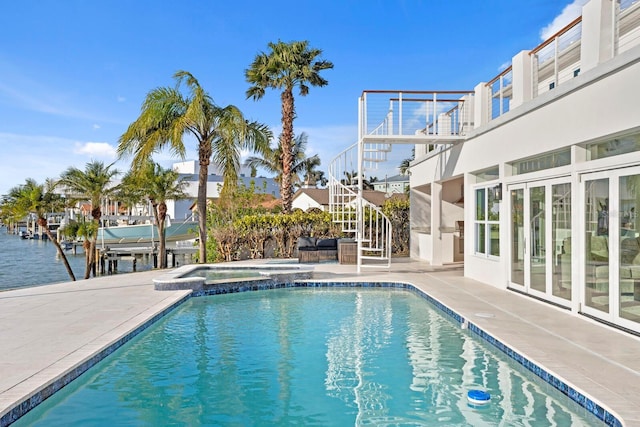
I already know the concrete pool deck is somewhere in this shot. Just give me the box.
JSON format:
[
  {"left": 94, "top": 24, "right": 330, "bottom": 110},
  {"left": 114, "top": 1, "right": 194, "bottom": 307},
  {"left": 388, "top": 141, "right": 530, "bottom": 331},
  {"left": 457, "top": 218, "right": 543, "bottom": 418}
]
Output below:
[{"left": 1, "top": 258, "right": 639, "bottom": 425}]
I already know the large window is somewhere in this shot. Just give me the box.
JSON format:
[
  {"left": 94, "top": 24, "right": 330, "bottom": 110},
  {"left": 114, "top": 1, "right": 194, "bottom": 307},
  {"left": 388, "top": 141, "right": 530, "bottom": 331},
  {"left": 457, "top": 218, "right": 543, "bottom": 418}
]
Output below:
[
  {"left": 585, "top": 133, "right": 640, "bottom": 160},
  {"left": 475, "top": 185, "right": 500, "bottom": 257},
  {"left": 510, "top": 148, "right": 571, "bottom": 175},
  {"left": 584, "top": 178, "right": 609, "bottom": 313}
]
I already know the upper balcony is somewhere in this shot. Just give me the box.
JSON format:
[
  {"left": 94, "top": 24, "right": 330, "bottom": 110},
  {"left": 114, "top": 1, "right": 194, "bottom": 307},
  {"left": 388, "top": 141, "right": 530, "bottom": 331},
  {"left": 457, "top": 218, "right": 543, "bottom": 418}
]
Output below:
[
  {"left": 359, "top": 90, "right": 475, "bottom": 145},
  {"left": 486, "top": 0, "right": 640, "bottom": 122},
  {"left": 357, "top": 0, "right": 640, "bottom": 149}
]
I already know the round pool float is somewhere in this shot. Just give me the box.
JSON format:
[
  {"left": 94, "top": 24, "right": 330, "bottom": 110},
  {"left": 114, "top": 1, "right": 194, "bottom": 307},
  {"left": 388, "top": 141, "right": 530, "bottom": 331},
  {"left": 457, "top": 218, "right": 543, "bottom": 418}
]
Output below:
[{"left": 467, "top": 389, "right": 491, "bottom": 405}]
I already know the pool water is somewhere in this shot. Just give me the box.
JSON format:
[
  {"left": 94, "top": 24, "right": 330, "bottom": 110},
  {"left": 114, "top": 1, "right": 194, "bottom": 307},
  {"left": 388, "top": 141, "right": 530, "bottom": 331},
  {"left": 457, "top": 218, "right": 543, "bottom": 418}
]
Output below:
[{"left": 15, "top": 288, "right": 603, "bottom": 426}]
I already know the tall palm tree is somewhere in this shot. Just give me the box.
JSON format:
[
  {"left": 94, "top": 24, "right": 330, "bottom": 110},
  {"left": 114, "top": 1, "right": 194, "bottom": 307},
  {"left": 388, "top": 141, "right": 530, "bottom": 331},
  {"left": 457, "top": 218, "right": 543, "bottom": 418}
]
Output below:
[
  {"left": 6, "top": 179, "right": 76, "bottom": 281},
  {"left": 301, "top": 155, "right": 326, "bottom": 188},
  {"left": 244, "top": 132, "right": 315, "bottom": 190},
  {"left": 246, "top": 40, "right": 333, "bottom": 213},
  {"left": 120, "top": 162, "right": 188, "bottom": 268},
  {"left": 59, "top": 161, "right": 119, "bottom": 279},
  {"left": 118, "top": 70, "right": 271, "bottom": 263}
]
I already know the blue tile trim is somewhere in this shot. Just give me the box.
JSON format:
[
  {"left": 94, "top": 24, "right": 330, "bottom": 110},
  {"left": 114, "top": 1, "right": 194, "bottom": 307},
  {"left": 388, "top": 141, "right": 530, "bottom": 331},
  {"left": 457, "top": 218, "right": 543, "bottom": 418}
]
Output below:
[
  {"left": 3, "top": 279, "right": 623, "bottom": 427},
  {"left": 465, "top": 321, "right": 620, "bottom": 426}
]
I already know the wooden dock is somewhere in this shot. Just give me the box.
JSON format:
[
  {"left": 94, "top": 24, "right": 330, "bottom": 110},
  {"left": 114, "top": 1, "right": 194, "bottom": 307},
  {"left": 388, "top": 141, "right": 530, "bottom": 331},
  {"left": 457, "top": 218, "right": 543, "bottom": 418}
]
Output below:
[{"left": 97, "top": 246, "right": 198, "bottom": 274}]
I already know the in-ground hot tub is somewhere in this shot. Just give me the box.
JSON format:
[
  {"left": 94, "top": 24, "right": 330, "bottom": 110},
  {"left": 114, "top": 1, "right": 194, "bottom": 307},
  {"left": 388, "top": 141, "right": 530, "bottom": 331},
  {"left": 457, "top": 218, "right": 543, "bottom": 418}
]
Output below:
[{"left": 153, "top": 262, "right": 314, "bottom": 293}]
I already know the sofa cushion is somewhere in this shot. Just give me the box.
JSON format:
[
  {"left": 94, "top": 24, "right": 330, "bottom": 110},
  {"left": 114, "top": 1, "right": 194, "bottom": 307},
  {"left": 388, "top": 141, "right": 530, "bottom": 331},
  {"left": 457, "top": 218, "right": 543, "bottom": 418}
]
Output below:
[
  {"left": 297, "top": 237, "right": 317, "bottom": 249},
  {"left": 590, "top": 235, "right": 609, "bottom": 260},
  {"left": 621, "top": 237, "right": 640, "bottom": 264},
  {"left": 316, "top": 238, "right": 337, "bottom": 249}
]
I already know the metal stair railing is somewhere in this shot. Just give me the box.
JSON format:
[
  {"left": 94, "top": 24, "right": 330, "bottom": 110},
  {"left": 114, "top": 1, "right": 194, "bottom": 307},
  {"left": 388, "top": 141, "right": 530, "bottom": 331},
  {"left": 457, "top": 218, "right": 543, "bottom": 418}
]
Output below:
[
  {"left": 328, "top": 141, "right": 392, "bottom": 272},
  {"left": 328, "top": 142, "right": 359, "bottom": 234}
]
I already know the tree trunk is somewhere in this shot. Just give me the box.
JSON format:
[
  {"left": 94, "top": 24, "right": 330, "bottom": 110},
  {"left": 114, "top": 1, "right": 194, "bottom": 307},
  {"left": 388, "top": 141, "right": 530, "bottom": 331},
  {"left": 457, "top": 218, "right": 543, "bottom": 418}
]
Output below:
[
  {"left": 156, "top": 202, "right": 167, "bottom": 269},
  {"left": 38, "top": 218, "right": 76, "bottom": 281},
  {"left": 88, "top": 208, "right": 102, "bottom": 278},
  {"left": 83, "top": 239, "right": 92, "bottom": 279},
  {"left": 87, "top": 239, "right": 97, "bottom": 279},
  {"left": 197, "top": 139, "right": 212, "bottom": 263},
  {"left": 280, "top": 88, "right": 295, "bottom": 214}
]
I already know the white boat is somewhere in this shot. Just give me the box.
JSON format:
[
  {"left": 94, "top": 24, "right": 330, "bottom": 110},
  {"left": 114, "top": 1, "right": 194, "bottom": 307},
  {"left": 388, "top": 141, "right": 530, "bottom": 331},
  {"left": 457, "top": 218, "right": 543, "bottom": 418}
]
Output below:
[{"left": 96, "top": 221, "right": 198, "bottom": 245}]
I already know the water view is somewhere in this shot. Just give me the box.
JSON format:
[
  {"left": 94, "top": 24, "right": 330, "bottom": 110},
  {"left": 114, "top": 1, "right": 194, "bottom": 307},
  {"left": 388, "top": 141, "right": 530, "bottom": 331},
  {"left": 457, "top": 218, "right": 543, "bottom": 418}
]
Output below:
[{"left": 0, "top": 226, "right": 155, "bottom": 290}]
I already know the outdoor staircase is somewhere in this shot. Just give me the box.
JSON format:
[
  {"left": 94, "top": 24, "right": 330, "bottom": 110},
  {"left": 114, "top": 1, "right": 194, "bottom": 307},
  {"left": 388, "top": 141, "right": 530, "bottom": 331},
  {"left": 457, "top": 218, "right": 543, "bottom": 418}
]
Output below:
[
  {"left": 328, "top": 90, "right": 474, "bottom": 271},
  {"left": 328, "top": 141, "right": 392, "bottom": 271}
]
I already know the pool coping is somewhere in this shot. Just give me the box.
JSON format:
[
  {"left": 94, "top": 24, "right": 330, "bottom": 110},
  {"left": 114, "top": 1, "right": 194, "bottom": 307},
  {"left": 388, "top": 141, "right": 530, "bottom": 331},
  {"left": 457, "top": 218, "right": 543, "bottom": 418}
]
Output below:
[{"left": 1, "top": 277, "right": 623, "bottom": 427}]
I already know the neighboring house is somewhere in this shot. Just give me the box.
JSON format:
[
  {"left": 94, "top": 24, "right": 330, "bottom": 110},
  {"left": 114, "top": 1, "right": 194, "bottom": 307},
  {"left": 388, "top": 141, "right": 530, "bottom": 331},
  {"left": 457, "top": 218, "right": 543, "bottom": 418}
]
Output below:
[
  {"left": 292, "top": 188, "right": 404, "bottom": 212},
  {"left": 292, "top": 188, "right": 330, "bottom": 211},
  {"left": 59, "top": 160, "right": 279, "bottom": 225},
  {"left": 372, "top": 174, "right": 410, "bottom": 195},
  {"left": 78, "top": 202, "right": 92, "bottom": 220},
  {"left": 331, "top": 0, "right": 640, "bottom": 335},
  {"left": 168, "top": 160, "right": 280, "bottom": 220}
]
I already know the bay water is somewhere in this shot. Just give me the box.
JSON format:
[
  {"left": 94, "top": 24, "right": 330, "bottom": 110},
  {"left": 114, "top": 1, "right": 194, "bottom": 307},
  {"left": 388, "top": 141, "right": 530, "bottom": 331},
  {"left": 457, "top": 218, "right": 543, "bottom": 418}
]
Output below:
[{"left": 0, "top": 226, "right": 154, "bottom": 290}]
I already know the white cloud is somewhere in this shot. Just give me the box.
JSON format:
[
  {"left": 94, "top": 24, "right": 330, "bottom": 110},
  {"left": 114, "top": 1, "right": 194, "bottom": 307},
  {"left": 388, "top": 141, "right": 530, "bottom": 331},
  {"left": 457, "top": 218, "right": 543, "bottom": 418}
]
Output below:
[
  {"left": 93, "top": 124, "right": 101, "bottom": 130},
  {"left": 0, "top": 133, "right": 122, "bottom": 196},
  {"left": 73, "top": 142, "right": 117, "bottom": 158},
  {"left": 498, "top": 61, "right": 511, "bottom": 72},
  {"left": 540, "top": 0, "right": 589, "bottom": 41},
  {"left": 117, "top": 95, "right": 126, "bottom": 103}
]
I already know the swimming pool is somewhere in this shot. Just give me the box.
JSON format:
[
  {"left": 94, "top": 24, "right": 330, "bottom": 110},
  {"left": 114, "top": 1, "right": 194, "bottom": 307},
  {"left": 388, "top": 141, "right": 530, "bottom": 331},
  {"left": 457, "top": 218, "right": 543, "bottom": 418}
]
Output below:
[{"left": 13, "top": 287, "right": 605, "bottom": 426}]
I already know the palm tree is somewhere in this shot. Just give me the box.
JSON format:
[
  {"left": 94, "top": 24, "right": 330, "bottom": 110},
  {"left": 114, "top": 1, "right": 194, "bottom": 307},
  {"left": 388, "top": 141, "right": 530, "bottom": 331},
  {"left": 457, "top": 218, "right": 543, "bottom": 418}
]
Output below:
[
  {"left": 6, "top": 179, "right": 76, "bottom": 281},
  {"left": 0, "top": 193, "right": 22, "bottom": 233},
  {"left": 120, "top": 162, "right": 188, "bottom": 268},
  {"left": 342, "top": 170, "right": 374, "bottom": 190},
  {"left": 118, "top": 70, "right": 271, "bottom": 263},
  {"left": 399, "top": 148, "right": 415, "bottom": 176},
  {"left": 59, "top": 161, "right": 119, "bottom": 279},
  {"left": 62, "top": 219, "right": 97, "bottom": 277},
  {"left": 246, "top": 40, "right": 333, "bottom": 213},
  {"left": 244, "top": 132, "right": 312, "bottom": 190},
  {"left": 301, "top": 155, "right": 326, "bottom": 188}
]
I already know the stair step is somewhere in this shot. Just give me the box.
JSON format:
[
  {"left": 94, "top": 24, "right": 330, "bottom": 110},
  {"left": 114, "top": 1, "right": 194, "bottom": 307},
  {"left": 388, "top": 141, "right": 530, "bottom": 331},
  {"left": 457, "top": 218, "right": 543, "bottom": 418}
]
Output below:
[
  {"left": 363, "top": 149, "right": 392, "bottom": 153},
  {"left": 360, "top": 247, "right": 384, "bottom": 253},
  {"left": 363, "top": 148, "right": 392, "bottom": 153},
  {"left": 359, "top": 263, "right": 391, "bottom": 269},
  {"left": 360, "top": 255, "right": 389, "bottom": 260}
]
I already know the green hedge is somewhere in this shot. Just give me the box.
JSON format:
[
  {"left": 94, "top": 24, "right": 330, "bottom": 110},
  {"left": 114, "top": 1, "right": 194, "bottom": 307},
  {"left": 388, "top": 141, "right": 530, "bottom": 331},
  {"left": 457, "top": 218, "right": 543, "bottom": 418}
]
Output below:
[{"left": 205, "top": 195, "right": 410, "bottom": 263}]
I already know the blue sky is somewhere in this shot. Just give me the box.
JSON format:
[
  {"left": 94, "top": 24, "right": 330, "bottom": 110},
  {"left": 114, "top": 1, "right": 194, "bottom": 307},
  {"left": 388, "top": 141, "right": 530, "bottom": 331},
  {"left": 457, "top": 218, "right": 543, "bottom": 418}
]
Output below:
[{"left": 0, "top": 0, "right": 586, "bottom": 197}]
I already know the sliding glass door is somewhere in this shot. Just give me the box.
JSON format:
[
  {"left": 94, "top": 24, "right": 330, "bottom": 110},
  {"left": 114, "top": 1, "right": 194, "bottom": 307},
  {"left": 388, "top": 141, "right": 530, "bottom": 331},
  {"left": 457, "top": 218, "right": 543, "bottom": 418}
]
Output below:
[
  {"left": 582, "top": 167, "right": 640, "bottom": 332},
  {"left": 508, "top": 179, "right": 571, "bottom": 306}
]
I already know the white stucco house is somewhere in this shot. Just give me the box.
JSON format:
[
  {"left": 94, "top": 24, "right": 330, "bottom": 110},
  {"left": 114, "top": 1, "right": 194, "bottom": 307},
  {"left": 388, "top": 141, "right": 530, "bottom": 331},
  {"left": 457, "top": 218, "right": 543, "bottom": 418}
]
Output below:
[
  {"left": 292, "top": 188, "right": 402, "bottom": 212},
  {"left": 329, "top": 0, "right": 640, "bottom": 335}
]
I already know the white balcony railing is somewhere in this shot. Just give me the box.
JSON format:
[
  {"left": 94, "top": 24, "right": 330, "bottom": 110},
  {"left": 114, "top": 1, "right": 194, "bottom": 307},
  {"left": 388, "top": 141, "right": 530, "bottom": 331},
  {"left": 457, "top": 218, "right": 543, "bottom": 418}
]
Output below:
[{"left": 360, "top": 90, "right": 474, "bottom": 142}]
